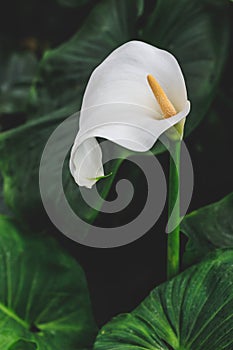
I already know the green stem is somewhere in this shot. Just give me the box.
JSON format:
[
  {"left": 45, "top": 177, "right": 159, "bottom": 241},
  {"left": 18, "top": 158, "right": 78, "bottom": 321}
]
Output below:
[{"left": 167, "top": 140, "right": 181, "bottom": 280}]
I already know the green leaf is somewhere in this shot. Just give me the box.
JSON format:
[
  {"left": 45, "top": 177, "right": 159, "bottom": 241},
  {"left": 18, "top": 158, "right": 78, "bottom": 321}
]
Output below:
[
  {"left": 0, "top": 108, "right": 123, "bottom": 229},
  {"left": 142, "top": 0, "right": 231, "bottom": 136},
  {"left": 0, "top": 215, "right": 97, "bottom": 349},
  {"left": 0, "top": 47, "right": 38, "bottom": 127},
  {"left": 0, "top": 0, "right": 141, "bottom": 229},
  {"left": 181, "top": 192, "right": 233, "bottom": 266},
  {"left": 8, "top": 340, "right": 37, "bottom": 350},
  {"left": 55, "top": 0, "right": 91, "bottom": 8},
  {"left": 31, "top": 0, "right": 142, "bottom": 115},
  {"left": 1, "top": 0, "right": 230, "bottom": 229},
  {"left": 95, "top": 249, "right": 233, "bottom": 350}
]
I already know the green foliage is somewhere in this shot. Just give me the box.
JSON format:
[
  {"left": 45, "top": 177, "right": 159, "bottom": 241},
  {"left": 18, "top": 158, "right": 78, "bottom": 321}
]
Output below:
[
  {"left": 0, "top": 1, "right": 232, "bottom": 348},
  {"left": 56, "top": 0, "right": 91, "bottom": 7},
  {"left": 142, "top": 0, "right": 231, "bottom": 136},
  {"left": 95, "top": 249, "right": 233, "bottom": 350},
  {"left": 8, "top": 340, "right": 37, "bottom": 350},
  {"left": 32, "top": 0, "right": 141, "bottom": 115},
  {"left": 0, "top": 46, "right": 37, "bottom": 119},
  {"left": 0, "top": 215, "right": 97, "bottom": 349},
  {"left": 0, "top": 0, "right": 141, "bottom": 228},
  {"left": 0, "top": 0, "right": 231, "bottom": 229},
  {"left": 181, "top": 192, "right": 233, "bottom": 266}
]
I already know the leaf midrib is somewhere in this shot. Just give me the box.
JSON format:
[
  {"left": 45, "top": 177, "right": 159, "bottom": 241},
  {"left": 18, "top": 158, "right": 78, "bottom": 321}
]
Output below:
[{"left": 0, "top": 302, "right": 28, "bottom": 329}]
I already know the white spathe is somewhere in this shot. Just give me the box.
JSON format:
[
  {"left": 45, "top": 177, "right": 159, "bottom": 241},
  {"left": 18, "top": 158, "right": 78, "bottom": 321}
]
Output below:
[{"left": 70, "top": 40, "right": 191, "bottom": 188}]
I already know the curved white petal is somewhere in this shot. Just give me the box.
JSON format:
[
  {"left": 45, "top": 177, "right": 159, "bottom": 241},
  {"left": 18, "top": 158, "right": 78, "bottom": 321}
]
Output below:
[
  {"left": 70, "top": 40, "right": 190, "bottom": 188},
  {"left": 70, "top": 101, "right": 190, "bottom": 187},
  {"left": 70, "top": 137, "right": 104, "bottom": 188},
  {"left": 81, "top": 40, "right": 188, "bottom": 122}
]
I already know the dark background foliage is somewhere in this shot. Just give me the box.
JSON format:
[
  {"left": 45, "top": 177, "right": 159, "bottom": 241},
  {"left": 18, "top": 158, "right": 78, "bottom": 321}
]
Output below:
[{"left": 0, "top": 0, "right": 233, "bottom": 328}]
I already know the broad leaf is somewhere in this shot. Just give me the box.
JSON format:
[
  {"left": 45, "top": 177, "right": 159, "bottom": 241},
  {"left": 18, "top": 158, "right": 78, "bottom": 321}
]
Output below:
[
  {"left": 142, "top": 0, "right": 231, "bottom": 136},
  {"left": 0, "top": 215, "right": 97, "bottom": 349},
  {"left": 56, "top": 0, "right": 91, "bottom": 7},
  {"left": 0, "top": 181, "right": 9, "bottom": 215},
  {"left": 0, "top": 47, "right": 37, "bottom": 128},
  {"left": 0, "top": 0, "right": 141, "bottom": 229},
  {"left": 31, "top": 0, "right": 142, "bottom": 115},
  {"left": 0, "top": 0, "right": 231, "bottom": 229},
  {"left": 8, "top": 340, "right": 37, "bottom": 350},
  {"left": 181, "top": 192, "right": 233, "bottom": 266},
  {"left": 95, "top": 249, "right": 233, "bottom": 350},
  {"left": 0, "top": 108, "right": 125, "bottom": 230}
]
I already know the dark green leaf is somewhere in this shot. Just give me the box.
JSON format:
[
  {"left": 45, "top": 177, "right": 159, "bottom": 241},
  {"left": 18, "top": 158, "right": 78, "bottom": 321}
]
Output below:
[
  {"left": 1, "top": 0, "right": 230, "bottom": 229},
  {"left": 0, "top": 48, "right": 38, "bottom": 128},
  {"left": 142, "top": 0, "right": 231, "bottom": 136},
  {"left": 31, "top": 0, "right": 142, "bottom": 115},
  {"left": 181, "top": 192, "right": 233, "bottom": 266},
  {"left": 0, "top": 0, "right": 141, "bottom": 230},
  {"left": 95, "top": 249, "right": 233, "bottom": 350},
  {"left": 0, "top": 173, "right": 10, "bottom": 215},
  {"left": 0, "top": 107, "right": 124, "bottom": 229},
  {"left": 8, "top": 340, "right": 37, "bottom": 350},
  {"left": 56, "top": 0, "right": 91, "bottom": 8},
  {"left": 0, "top": 215, "right": 97, "bottom": 349}
]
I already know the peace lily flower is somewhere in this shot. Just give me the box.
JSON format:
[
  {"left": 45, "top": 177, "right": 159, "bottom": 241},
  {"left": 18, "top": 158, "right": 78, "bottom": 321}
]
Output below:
[{"left": 70, "top": 41, "right": 190, "bottom": 188}]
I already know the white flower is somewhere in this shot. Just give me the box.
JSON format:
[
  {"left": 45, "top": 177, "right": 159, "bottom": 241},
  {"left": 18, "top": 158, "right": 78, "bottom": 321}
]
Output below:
[{"left": 70, "top": 40, "right": 190, "bottom": 188}]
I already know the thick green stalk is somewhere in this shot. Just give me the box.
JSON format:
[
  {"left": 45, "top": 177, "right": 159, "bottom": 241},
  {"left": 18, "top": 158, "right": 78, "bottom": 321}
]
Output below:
[{"left": 167, "top": 140, "right": 181, "bottom": 280}]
